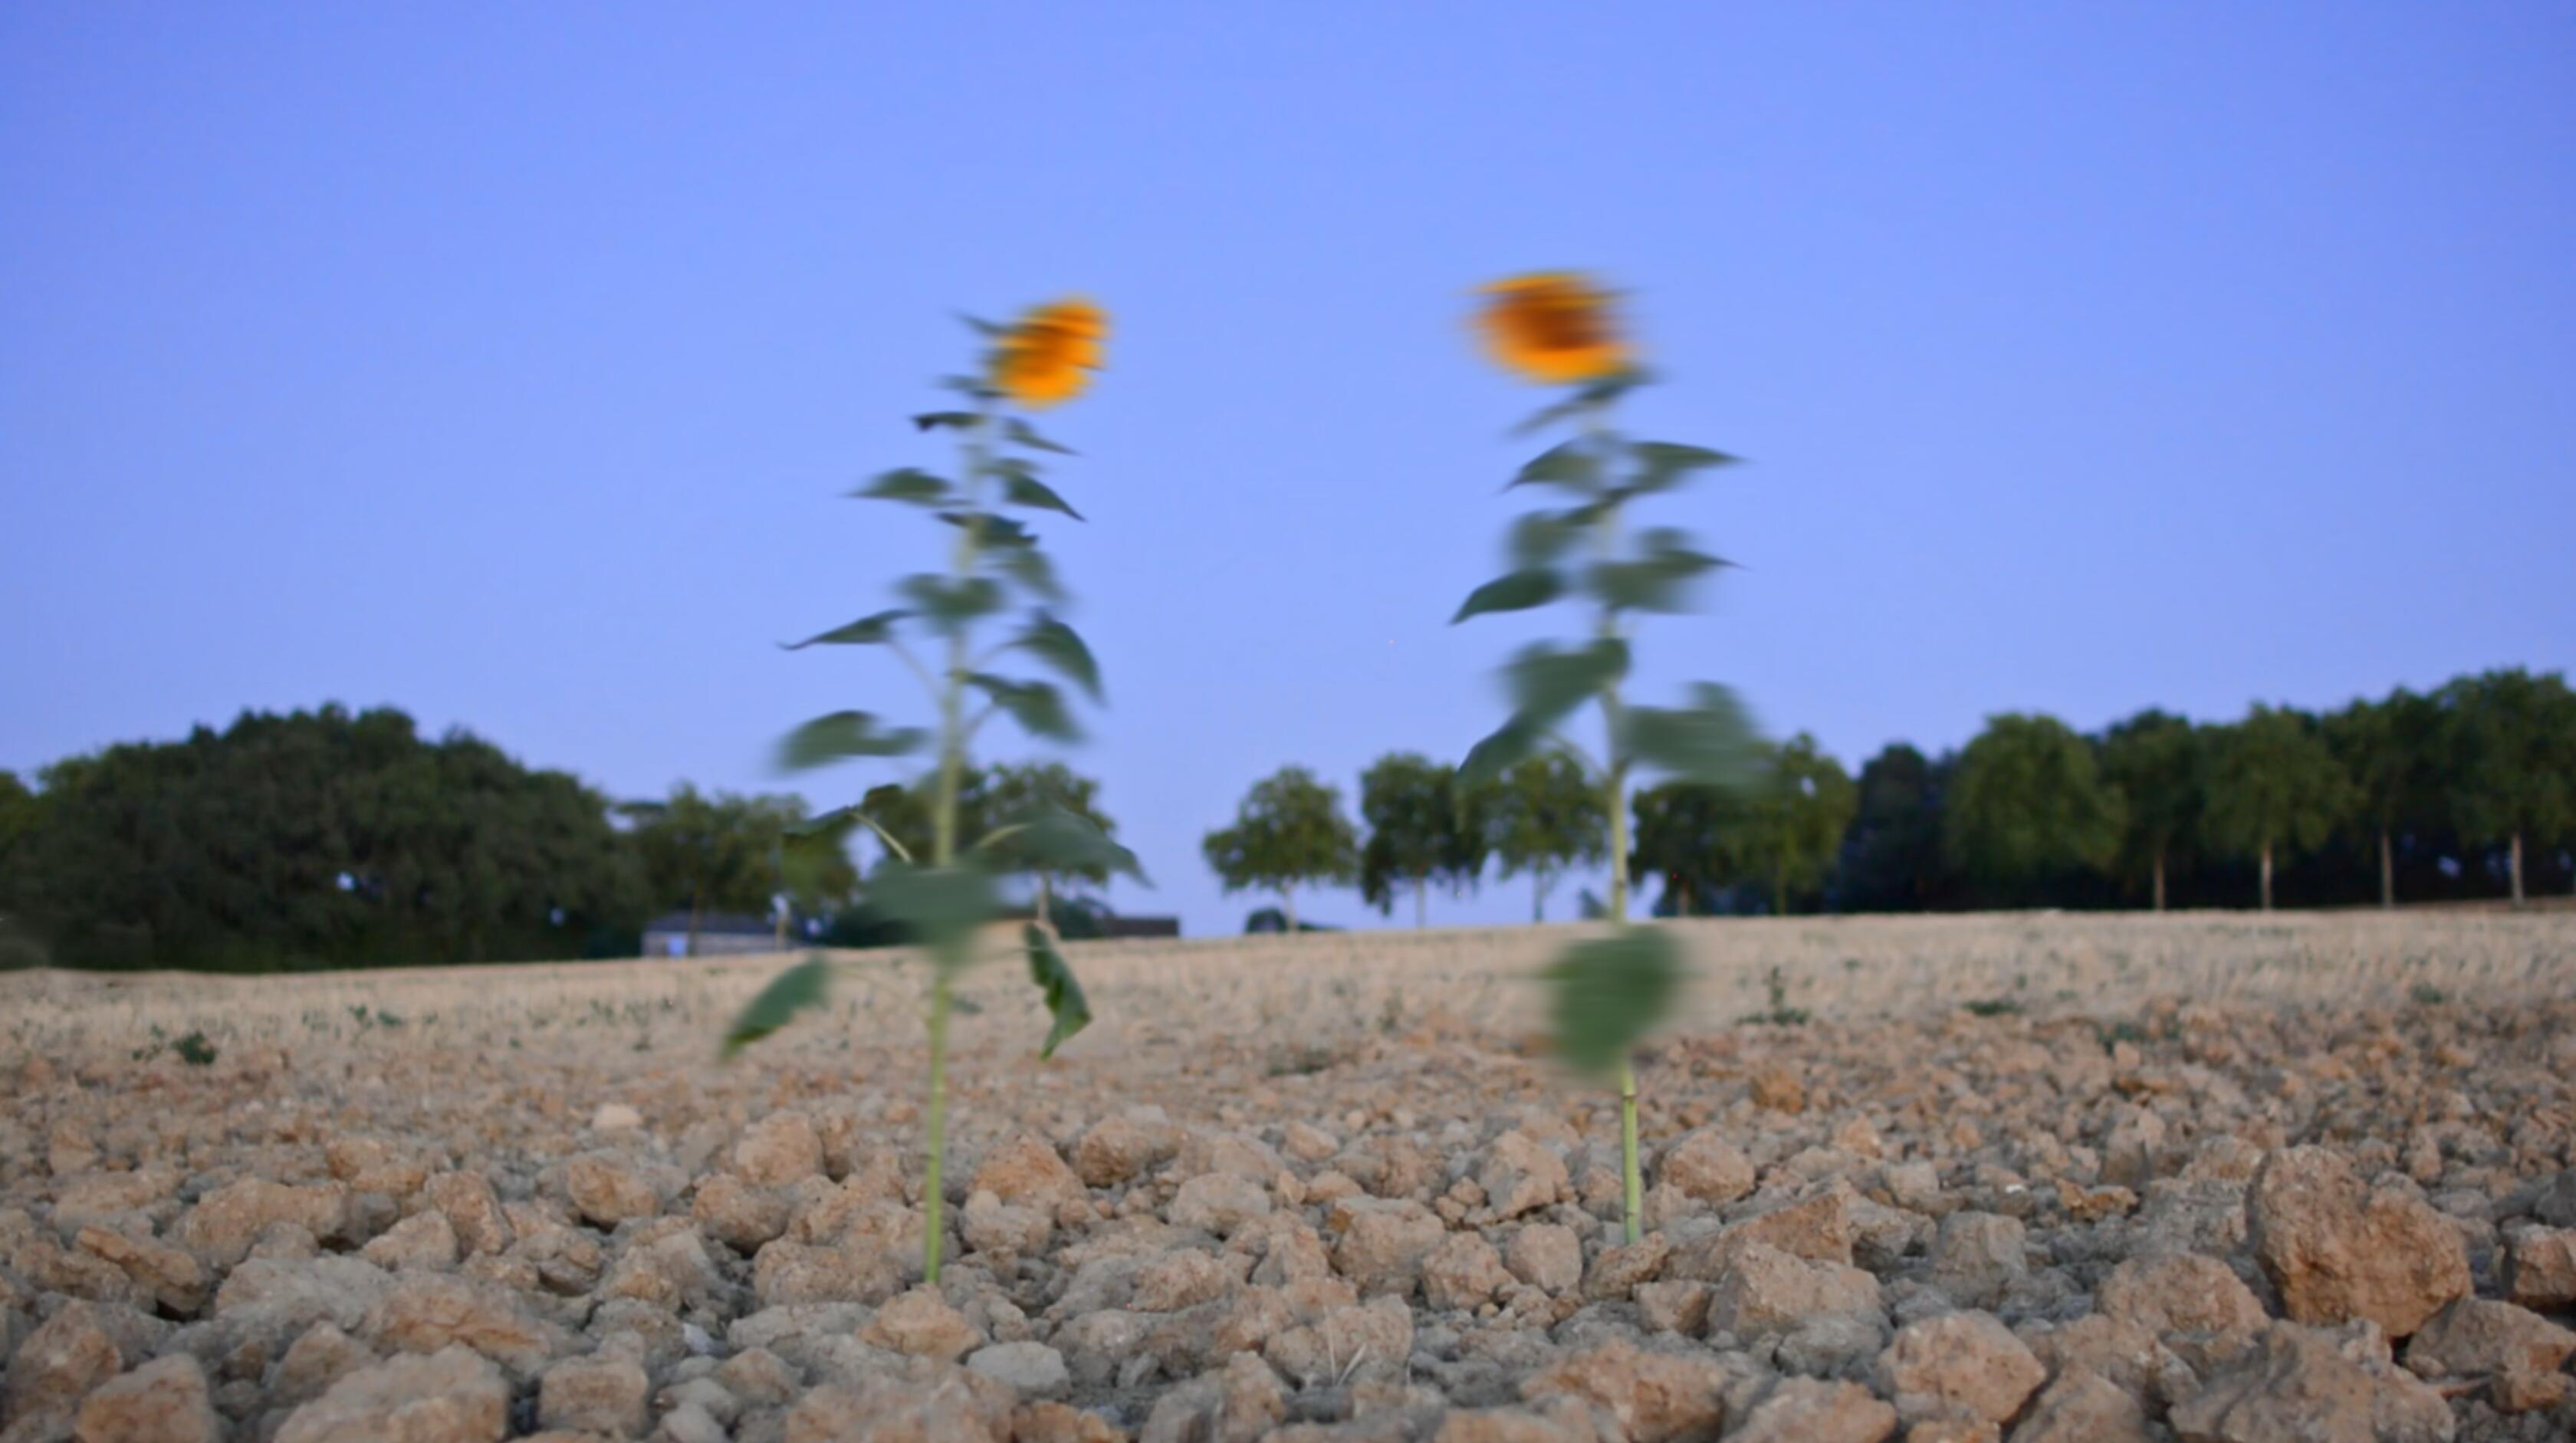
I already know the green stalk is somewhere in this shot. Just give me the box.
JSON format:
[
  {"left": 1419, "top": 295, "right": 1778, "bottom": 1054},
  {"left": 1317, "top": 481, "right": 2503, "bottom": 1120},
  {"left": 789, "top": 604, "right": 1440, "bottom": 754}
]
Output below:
[
  {"left": 921, "top": 401, "right": 994, "bottom": 1285},
  {"left": 1585, "top": 400, "right": 1645, "bottom": 1246}
]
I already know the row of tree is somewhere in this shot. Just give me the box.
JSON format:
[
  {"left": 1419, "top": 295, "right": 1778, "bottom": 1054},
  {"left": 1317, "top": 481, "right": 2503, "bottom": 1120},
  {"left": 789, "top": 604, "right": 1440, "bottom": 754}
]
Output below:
[
  {"left": 3, "top": 667, "right": 2564, "bottom": 967},
  {"left": 0, "top": 706, "right": 1132, "bottom": 971},
  {"left": 1198, "top": 667, "right": 2576, "bottom": 923}
]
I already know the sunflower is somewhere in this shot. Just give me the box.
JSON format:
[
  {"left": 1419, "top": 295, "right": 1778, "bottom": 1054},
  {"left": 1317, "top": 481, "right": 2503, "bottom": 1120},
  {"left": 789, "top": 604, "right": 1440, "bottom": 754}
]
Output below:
[
  {"left": 1475, "top": 272, "right": 1631, "bottom": 386},
  {"left": 990, "top": 297, "right": 1108, "bottom": 409}
]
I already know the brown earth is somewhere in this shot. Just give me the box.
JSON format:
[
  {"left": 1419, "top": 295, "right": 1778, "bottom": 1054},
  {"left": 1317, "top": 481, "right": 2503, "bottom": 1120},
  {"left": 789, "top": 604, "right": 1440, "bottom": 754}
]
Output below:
[{"left": 2, "top": 910, "right": 2573, "bottom": 1442}]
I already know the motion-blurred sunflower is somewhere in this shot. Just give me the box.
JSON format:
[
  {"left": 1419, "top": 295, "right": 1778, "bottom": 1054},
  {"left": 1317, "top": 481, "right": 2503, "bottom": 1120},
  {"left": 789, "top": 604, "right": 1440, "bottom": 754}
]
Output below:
[
  {"left": 990, "top": 297, "right": 1108, "bottom": 409},
  {"left": 1475, "top": 272, "right": 1631, "bottom": 385}
]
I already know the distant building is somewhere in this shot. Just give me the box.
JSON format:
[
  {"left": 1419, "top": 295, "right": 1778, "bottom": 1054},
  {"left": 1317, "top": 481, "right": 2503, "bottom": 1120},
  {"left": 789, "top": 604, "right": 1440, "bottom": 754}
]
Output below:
[{"left": 641, "top": 911, "right": 778, "bottom": 958}]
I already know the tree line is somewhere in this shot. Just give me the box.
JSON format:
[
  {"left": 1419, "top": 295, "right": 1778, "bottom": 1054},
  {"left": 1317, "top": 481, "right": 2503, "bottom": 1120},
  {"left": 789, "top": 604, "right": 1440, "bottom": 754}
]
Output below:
[
  {"left": 0, "top": 705, "right": 1129, "bottom": 971},
  {"left": 1199, "top": 666, "right": 2576, "bottom": 925},
  {"left": 3, "top": 667, "right": 2565, "bottom": 968}
]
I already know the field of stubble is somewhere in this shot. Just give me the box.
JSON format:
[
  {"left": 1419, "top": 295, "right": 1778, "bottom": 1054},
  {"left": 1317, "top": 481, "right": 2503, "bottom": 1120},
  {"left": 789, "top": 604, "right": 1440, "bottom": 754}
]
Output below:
[{"left": 3, "top": 912, "right": 2573, "bottom": 1443}]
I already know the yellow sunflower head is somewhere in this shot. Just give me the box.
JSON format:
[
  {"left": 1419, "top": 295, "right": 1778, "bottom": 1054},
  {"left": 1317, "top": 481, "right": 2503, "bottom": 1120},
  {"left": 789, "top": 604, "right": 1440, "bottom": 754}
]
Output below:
[
  {"left": 1474, "top": 271, "right": 1632, "bottom": 386},
  {"left": 990, "top": 297, "right": 1108, "bottom": 409}
]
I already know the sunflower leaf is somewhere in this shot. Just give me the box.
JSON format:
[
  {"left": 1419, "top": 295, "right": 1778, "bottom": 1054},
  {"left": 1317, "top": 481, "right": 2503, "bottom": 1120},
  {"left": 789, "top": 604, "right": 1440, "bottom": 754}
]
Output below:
[
  {"left": 851, "top": 468, "right": 952, "bottom": 505},
  {"left": 1024, "top": 925, "right": 1092, "bottom": 1059},
  {"left": 969, "top": 675, "right": 1083, "bottom": 742},
  {"left": 1001, "top": 473, "right": 1084, "bottom": 521},
  {"left": 912, "top": 412, "right": 980, "bottom": 432},
  {"left": 955, "top": 313, "right": 1004, "bottom": 337},
  {"left": 1509, "top": 511, "right": 1591, "bottom": 568},
  {"left": 995, "top": 545, "right": 1065, "bottom": 603},
  {"left": 1623, "top": 683, "right": 1765, "bottom": 790},
  {"left": 1622, "top": 442, "right": 1740, "bottom": 496},
  {"left": 1506, "top": 370, "right": 1654, "bottom": 438},
  {"left": 1451, "top": 568, "right": 1566, "bottom": 624},
  {"left": 1459, "top": 715, "right": 1545, "bottom": 789},
  {"left": 867, "top": 861, "right": 999, "bottom": 971},
  {"left": 721, "top": 957, "right": 833, "bottom": 1058},
  {"left": 1503, "top": 639, "right": 1630, "bottom": 724},
  {"left": 897, "top": 574, "right": 1006, "bottom": 632},
  {"left": 780, "top": 610, "right": 912, "bottom": 650},
  {"left": 1543, "top": 928, "right": 1684, "bottom": 1074},
  {"left": 1506, "top": 440, "right": 1603, "bottom": 495},
  {"left": 938, "top": 512, "right": 1038, "bottom": 549},
  {"left": 776, "top": 712, "right": 930, "bottom": 771},
  {"left": 981, "top": 804, "right": 1148, "bottom": 884},
  {"left": 1011, "top": 613, "right": 1103, "bottom": 702},
  {"left": 1004, "top": 418, "right": 1076, "bottom": 455}
]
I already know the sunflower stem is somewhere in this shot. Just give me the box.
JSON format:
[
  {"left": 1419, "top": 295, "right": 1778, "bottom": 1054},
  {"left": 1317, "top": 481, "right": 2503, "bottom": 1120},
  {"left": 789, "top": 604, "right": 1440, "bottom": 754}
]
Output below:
[
  {"left": 1582, "top": 397, "right": 1646, "bottom": 1247},
  {"left": 921, "top": 397, "right": 994, "bottom": 1286}
]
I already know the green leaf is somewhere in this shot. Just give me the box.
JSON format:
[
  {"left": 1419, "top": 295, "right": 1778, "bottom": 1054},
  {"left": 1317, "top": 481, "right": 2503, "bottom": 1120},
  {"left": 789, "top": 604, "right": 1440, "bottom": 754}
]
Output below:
[
  {"left": 852, "top": 468, "right": 952, "bottom": 505},
  {"left": 1504, "top": 639, "right": 1630, "bottom": 724},
  {"left": 938, "top": 511, "right": 1038, "bottom": 548},
  {"left": 795, "top": 804, "right": 914, "bottom": 862},
  {"left": 995, "top": 545, "right": 1065, "bottom": 603},
  {"left": 913, "top": 411, "right": 980, "bottom": 432},
  {"left": 956, "top": 312, "right": 1004, "bottom": 337},
  {"left": 1459, "top": 716, "right": 1544, "bottom": 789},
  {"left": 1508, "top": 370, "right": 1653, "bottom": 438},
  {"left": 776, "top": 712, "right": 930, "bottom": 771},
  {"left": 1509, "top": 511, "right": 1589, "bottom": 569},
  {"left": 1506, "top": 439, "right": 1603, "bottom": 494},
  {"left": 1001, "top": 472, "right": 1084, "bottom": 521},
  {"left": 1013, "top": 613, "right": 1103, "bottom": 702},
  {"left": 1623, "top": 683, "right": 1764, "bottom": 790},
  {"left": 869, "top": 861, "right": 1001, "bottom": 970},
  {"left": 980, "top": 804, "right": 1148, "bottom": 883},
  {"left": 781, "top": 609, "right": 912, "bottom": 650},
  {"left": 722, "top": 957, "right": 833, "bottom": 1057},
  {"left": 1004, "top": 418, "right": 1076, "bottom": 455},
  {"left": 1622, "top": 442, "right": 1740, "bottom": 496},
  {"left": 1586, "top": 530, "right": 1729, "bottom": 613},
  {"left": 1024, "top": 925, "right": 1092, "bottom": 1059},
  {"left": 1451, "top": 569, "right": 1566, "bottom": 624},
  {"left": 898, "top": 574, "right": 1007, "bottom": 630},
  {"left": 969, "top": 675, "right": 1083, "bottom": 741},
  {"left": 1542, "top": 928, "right": 1684, "bottom": 1074}
]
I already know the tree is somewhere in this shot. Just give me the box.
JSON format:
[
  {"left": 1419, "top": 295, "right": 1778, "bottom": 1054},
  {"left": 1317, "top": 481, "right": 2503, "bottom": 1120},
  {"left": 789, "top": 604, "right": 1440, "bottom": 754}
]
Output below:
[
  {"left": 1357, "top": 753, "right": 1487, "bottom": 927},
  {"left": 981, "top": 761, "right": 1122, "bottom": 927},
  {"left": 1944, "top": 713, "right": 2124, "bottom": 899},
  {"left": 848, "top": 764, "right": 1120, "bottom": 928},
  {"left": 1201, "top": 766, "right": 1359, "bottom": 932},
  {"left": 617, "top": 784, "right": 808, "bottom": 955},
  {"left": 2098, "top": 709, "right": 2204, "bottom": 912},
  {"left": 2322, "top": 689, "right": 2440, "bottom": 909},
  {"left": 1732, "top": 734, "right": 1858, "bottom": 915},
  {"left": 1489, "top": 754, "right": 1606, "bottom": 922},
  {"left": 2203, "top": 704, "right": 2352, "bottom": 911},
  {"left": 10, "top": 705, "right": 645, "bottom": 970},
  {"left": 1833, "top": 744, "right": 1950, "bottom": 912},
  {"left": 2441, "top": 668, "right": 2576, "bottom": 906},
  {"left": 1629, "top": 782, "right": 1738, "bottom": 917}
]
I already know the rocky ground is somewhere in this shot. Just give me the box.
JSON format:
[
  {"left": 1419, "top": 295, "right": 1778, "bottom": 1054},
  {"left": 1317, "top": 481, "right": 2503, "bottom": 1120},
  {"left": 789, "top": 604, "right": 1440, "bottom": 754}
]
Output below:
[{"left": 2, "top": 911, "right": 2573, "bottom": 1442}]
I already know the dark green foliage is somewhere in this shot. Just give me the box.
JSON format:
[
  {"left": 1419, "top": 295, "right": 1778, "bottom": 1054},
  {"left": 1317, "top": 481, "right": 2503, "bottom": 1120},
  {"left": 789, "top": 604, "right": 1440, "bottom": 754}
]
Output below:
[
  {"left": 1023, "top": 925, "right": 1092, "bottom": 1059},
  {"left": 6, "top": 705, "right": 647, "bottom": 971},
  {"left": 1733, "top": 733, "right": 1859, "bottom": 915},
  {"left": 722, "top": 955, "right": 833, "bottom": 1056},
  {"left": 2099, "top": 709, "right": 2204, "bottom": 908},
  {"left": 1542, "top": 928, "right": 1683, "bottom": 1073},
  {"left": 1357, "top": 753, "right": 1490, "bottom": 925},
  {"left": 1201, "top": 767, "right": 1359, "bottom": 930},
  {"left": 1488, "top": 754, "right": 1607, "bottom": 922},
  {"left": 1832, "top": 744, "right": 1951, "bottom": 912},
  {"left": 2440, "top": 668, "right": 2576, "bottom": 902},
  {"left": 1630, "top": 782, "right": 1739, "bottom": 917},
  {"left": 2203, "top": 705, "right": 2353, "bottom": 908},
  {"left": 1946, "top": 713, "right": 2125, "bottom": 892}
]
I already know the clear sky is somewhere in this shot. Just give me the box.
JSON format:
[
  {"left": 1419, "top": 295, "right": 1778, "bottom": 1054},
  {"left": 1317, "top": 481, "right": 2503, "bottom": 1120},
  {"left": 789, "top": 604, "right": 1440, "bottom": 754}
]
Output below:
[{"left": 5, "top": 4, "right": 2571, "bottom": 936}]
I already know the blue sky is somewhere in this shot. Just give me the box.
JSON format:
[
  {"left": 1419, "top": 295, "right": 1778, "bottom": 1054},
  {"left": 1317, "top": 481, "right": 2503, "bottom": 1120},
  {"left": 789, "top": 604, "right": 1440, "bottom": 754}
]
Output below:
[{"left": 5, "top": 3, "right": 2571, "bottom": 935}]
